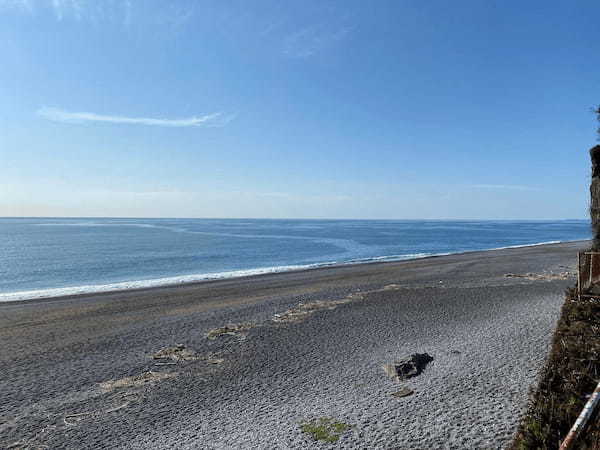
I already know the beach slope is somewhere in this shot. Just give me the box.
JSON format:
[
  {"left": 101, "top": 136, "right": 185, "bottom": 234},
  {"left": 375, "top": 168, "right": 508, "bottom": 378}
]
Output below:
[{"left": 0, "top": 241, "right": 586, "bottom": 449}]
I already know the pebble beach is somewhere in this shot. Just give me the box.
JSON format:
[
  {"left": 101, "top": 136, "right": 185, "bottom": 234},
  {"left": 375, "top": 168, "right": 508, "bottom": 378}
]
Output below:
[{"left": 0, "top": 241, "right": 586, "bottom": 449}]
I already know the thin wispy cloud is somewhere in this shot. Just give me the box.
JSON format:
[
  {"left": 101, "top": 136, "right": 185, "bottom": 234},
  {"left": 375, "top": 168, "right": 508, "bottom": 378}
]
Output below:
[
  {"left": 123, "top": 0, "right": 131, "bottom": 26},
  {"left": 51, "top": 0, "right": 79, "bottom": 21},
  {"left": 0, "top": 0, "right": 33, "bottom": 12},
  {"left": 257, "top": 191, "right": 352, "bottom": 202},
  {"left": 156, "top": 3, "right": 195, "bottom": 28},
  {"left": 470, "top": 184, "right": 543, "bottom": 192},
  {"left": 0, "top": 0, "right": 194, "bottom": 27},
  {"left": 1, "top": 0, "right": 117, "bottom": 22},
  {"left": 283, "top": 25, "right": 350, "bottom": 58},
  {"left": 260, "top": 18, "right": 286, "bottom": 37},
  {"left": 37, "top": 107, "right": 234, "bottom": 128}
]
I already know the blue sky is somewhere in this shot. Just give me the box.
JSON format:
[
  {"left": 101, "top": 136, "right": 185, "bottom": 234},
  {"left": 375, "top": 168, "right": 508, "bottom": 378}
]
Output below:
[{"left": 1, "top": 0, "right": 598, "bottom": 219}]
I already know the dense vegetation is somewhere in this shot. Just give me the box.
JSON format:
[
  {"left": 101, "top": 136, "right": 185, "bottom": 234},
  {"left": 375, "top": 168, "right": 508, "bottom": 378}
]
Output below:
[{"left": 513, "top": 288, "right": 600, "bottom": 449}]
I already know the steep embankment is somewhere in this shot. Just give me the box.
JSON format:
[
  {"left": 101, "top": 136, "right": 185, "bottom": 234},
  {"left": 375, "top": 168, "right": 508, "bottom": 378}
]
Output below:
[{"left": 513, "top": 288, "right": 600, "bottom": 449}]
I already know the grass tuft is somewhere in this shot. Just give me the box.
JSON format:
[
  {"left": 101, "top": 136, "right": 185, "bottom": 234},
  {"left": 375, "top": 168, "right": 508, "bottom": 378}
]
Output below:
[{"left": 300, "top": 417, "right": 353, "bottom": 443}]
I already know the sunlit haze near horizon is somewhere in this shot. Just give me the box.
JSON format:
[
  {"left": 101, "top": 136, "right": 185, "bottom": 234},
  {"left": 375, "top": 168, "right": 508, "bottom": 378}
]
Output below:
[{"left": 1, "top": 0, "right": 599, "bottom": 219}]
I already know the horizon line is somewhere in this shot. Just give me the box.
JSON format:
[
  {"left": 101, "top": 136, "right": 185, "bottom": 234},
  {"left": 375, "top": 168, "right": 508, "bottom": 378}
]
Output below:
[{"left": 0, "top": 216, "right": 590, "bottom": 222}]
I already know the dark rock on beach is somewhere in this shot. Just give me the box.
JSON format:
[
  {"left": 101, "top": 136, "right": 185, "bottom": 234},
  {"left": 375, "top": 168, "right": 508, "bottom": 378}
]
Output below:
[{"left": 383, "top": 353, "right": 434, "bottom": 381}]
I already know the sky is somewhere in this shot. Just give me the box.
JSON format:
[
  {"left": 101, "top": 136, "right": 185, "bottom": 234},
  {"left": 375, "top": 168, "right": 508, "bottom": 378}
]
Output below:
[{"left": 1, "top": 0, "right": 599, "bottom": 219}]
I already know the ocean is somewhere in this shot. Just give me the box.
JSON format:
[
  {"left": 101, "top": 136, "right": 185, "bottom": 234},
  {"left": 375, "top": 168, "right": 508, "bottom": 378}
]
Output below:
[{"left": 0, "top": 218, "right": 591, "bottom": 302}]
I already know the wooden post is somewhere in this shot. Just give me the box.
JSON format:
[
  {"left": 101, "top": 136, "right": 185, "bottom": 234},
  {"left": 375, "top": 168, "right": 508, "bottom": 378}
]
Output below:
[{"left": 578, "top": 252, "right": 582, "bottom": 300}]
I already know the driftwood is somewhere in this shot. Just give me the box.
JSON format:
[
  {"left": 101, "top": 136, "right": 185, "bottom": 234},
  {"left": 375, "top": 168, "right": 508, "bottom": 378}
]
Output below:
[{"left": 64, "top": 402, "right": 131, "bottom": 426}]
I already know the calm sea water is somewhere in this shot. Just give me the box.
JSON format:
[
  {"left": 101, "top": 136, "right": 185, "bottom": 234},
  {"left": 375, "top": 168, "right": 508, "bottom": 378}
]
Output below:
[{"left": 0, "top": 218, "right": 591, "bottom": 301}]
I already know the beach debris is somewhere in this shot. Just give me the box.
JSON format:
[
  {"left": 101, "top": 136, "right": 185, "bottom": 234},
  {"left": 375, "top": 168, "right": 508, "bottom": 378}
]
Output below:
[
  {"left": 381, "top": 284, "right": 402, "bottom": 291},
  {"left": 100, "top": 371, "right": 176, "bottom": 392},
  {"left": 272, "top": 299, "right": 351, "bottom": 323},
  {"left": 391, "top": 387, "right": 415, "bottom": 398},
  {"left": 6, "top": 425, "right": 58, "bottom": 449},
  {"left": 206, "top": 322, "right": 255, "bottom": 340},
  {"left": 383, "top": 353, "right": 434, "bottom": 381},
  {"left": 105, "top": 403, "right": 130, "bottom": 414},
  {"left": 272, "top": 286, "right": 396, "bottom": 324},
  {"left": 299, "top": 417, "right": 353, "bottom": 443},
  {"left": 198, "top": 351, "right": 226, "bottom": 365},
  {"left": 153, "top": 344, "right": 199, "bottom": 362},
  {"left": 63, "top": 402, "right": 131, "bottom": 426},
  {"left": 504, "top": 272, "right": 573, "bottom": 281},
  {"left": 206, "top": 357, "right": 225, "bottom": 364},
  {"left": 64, "top": 411, "right": 94, "bottom": 426}
]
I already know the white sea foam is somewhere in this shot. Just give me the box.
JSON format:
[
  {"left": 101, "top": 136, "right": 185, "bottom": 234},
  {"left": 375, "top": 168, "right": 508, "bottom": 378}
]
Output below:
[
  {"left": 493, "top": 240, "right": 561, "bottom": 250},
  {"left": 0, "top": 264, "right": 315, "bottom": 302}
]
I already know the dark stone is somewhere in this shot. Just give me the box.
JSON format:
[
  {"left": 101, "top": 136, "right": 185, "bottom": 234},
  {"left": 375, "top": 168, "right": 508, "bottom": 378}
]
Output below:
[
  {"left": 383, "top": 353, "right": 434, "bottom": 381},
  {"left": 590, "top": 145, "right": 600, "bottom": 178},
  {"left": 391, "top": 387, "right": 415, "bottom": 398},
  {"left": 590, "top": 146, "right": 600, "bottom": 249}
]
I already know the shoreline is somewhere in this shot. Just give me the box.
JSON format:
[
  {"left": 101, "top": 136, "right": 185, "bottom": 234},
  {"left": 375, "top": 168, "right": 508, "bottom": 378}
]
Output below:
[{"left": 0, "top": 238, "right": 589, "bottom": 304}]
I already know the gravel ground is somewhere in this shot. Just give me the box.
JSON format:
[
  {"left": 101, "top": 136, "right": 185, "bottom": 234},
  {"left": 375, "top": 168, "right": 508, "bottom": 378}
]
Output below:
[{"left": 0, "top": 241, "right": 586, "bottom": 449}]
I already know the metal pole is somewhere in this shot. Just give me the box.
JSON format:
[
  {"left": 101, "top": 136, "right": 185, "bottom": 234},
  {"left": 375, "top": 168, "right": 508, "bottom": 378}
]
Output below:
[{"left": 559, "top": 381, "right": 600, "bottom": 449}]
